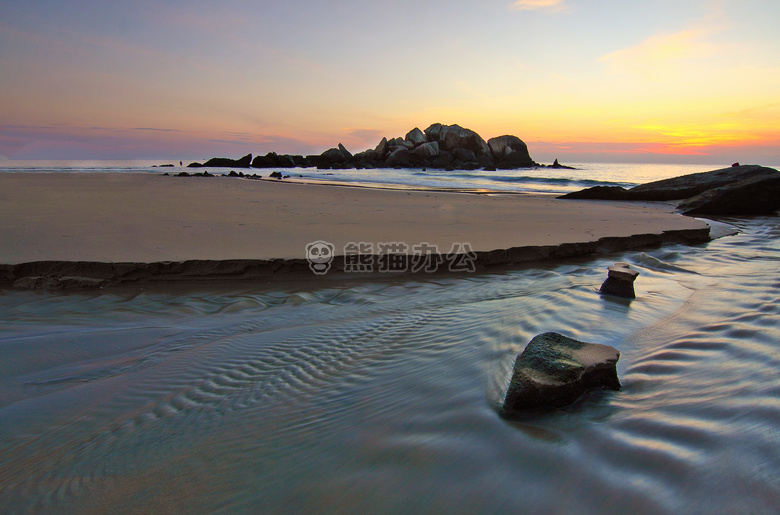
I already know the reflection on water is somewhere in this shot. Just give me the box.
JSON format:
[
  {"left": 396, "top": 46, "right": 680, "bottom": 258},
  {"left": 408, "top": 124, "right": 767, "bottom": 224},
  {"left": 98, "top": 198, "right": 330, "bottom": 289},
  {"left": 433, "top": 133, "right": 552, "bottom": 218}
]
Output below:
[{"left": 1, "top": 218, "right": 778, "bottom": 513}]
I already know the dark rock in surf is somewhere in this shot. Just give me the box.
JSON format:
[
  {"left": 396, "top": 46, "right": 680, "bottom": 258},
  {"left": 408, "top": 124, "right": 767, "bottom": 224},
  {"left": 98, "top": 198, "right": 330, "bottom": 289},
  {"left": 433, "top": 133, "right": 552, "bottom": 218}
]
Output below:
[
  {"left": 599, "top": 262, "right": 639, "bottom": 299},
  {"left": 502, "top": 332, "right": 621, "bottom": 415},
  {"left": 550, "top": 159, "right": 576, "bottom": 169}
]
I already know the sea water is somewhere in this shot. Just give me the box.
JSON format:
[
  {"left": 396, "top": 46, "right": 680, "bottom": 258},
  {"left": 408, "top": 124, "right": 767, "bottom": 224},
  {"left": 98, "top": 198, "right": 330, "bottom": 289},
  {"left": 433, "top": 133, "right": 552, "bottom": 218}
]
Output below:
[
  {"left": 0, "top": 160, "right": 761, "bottom": 194},
  {"left": 0, "top": 163, "right": 778, "bottom": 513}
]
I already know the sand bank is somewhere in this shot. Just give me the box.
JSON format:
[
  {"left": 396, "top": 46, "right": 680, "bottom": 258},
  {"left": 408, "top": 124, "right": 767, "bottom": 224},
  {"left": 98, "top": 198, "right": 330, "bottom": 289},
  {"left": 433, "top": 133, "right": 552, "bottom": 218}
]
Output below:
[{"left": 0, "top": 173, "right": 710, "bottom": 288}]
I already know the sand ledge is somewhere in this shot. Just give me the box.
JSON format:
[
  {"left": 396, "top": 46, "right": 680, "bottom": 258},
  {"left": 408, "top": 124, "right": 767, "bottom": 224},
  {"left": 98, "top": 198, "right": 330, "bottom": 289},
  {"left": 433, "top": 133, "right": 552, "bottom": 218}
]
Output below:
[{"left": 1, "top": 227, "right": 710, "bottom": 290}]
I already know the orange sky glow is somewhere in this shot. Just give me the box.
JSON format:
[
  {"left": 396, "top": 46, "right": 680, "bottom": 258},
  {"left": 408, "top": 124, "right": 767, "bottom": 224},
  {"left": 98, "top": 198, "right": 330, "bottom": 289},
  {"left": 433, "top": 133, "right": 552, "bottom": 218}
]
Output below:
[{"left": 1, "top": 0, "right": 779, "bottom": 165}]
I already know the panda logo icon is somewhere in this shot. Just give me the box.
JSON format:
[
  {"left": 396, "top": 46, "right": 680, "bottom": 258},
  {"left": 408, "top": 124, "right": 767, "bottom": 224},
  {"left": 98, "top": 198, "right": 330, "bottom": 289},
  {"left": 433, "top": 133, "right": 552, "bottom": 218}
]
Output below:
[{"left": 306, "top": 240, "right": 335, "bottom": 275}]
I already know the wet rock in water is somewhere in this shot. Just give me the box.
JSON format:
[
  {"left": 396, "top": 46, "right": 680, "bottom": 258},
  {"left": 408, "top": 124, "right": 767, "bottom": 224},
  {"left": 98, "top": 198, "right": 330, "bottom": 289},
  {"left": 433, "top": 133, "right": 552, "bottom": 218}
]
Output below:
[
  {"left": 599, "top": 262, "right": 639, "bottom": 299},
  {"left": 502, "top": 332, "right": 620, "bottom": 415},
  {"left": 269, "top": 171, "right": 283, "bottom": 179}
]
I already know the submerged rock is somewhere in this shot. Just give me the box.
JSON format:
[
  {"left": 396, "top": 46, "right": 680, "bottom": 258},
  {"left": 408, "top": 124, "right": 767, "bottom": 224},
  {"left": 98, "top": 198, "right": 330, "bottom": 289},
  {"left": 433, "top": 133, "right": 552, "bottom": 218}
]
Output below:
[
  {"left": 502, "top": 332, "right": 620, "bottom": 415},
  {"left": 599, "top": 262, "right": 639, "bottom": 299}
]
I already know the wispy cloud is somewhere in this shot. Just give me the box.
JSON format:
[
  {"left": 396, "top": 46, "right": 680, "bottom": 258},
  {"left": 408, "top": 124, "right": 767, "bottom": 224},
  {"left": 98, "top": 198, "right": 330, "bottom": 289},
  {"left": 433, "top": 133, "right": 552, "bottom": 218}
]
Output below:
[
  {"left": 599, "top": 25, "right": 724, "bottom": 79},
  {"left": 510, "top": 0, "right": 567, "bottom": 12}
]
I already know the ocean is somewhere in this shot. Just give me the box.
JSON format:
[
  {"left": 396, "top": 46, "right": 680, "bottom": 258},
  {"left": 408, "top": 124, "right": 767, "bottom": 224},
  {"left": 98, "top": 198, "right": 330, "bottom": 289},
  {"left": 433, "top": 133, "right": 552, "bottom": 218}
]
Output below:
[
  {"left": 0, "top": 161, "right": 778, "bottom": 513},
  {"left": 0, "top": 159, "right": 761, "bottom": 194}
]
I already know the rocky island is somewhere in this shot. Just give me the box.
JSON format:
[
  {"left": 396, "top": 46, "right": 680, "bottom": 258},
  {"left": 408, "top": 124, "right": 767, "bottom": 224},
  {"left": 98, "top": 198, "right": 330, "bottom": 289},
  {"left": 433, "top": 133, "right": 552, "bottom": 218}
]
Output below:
[{"left": 187, "top": 123, "right": 560, "bottom": 172}]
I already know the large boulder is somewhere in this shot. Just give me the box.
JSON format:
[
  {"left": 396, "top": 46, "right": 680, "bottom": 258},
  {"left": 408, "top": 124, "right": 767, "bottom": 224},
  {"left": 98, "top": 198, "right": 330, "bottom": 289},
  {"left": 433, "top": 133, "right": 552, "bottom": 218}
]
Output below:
[
  {"left": 411, "top": 141, "right": 440, "bottom": 160},
  {"left": 453, "top": 148, "right": 476, "bottom": 163},
  {"left": 388, "top": 137, "right": 413, "bottom": 150},
  {"left": 488, "top": 135, "right": 527, "bottom": 158},
  {"left": 319, "top": 144, "right": 353, "bottom": 165},
  {"left": 424, "top": 123, "right": 491, "bottom": 157},
  {"left": 374, "top": 137, "right": 389, "bottom": 158},
  {"left": 628, "top": 164, "right": 779, "bottom": 201},
  {"left": 502, "top": 332, "right": 620, "bottom": 415},
  {"left": 405, "top": 127, "right": 427, "bottom": 146},
  {"left": 386, "top": 146, "right": 412, "bottom": 167},
  {"left": 338, "top": 143, "right": 353, "bottom": 160},
  {"left": 190, "top": 153, "right": 252, "bottom": 168},
  {"left": 251, "top": 152, "right": 280, "bottom": 168},
  {"left": 559, "top": 165, "right": 780, "bottom": 204},
  {"left": 677, "top": 173, "right": 780, "bottom": 216},
  {"left": 488, "top": 135, "right": 535, "bottom": 168}
]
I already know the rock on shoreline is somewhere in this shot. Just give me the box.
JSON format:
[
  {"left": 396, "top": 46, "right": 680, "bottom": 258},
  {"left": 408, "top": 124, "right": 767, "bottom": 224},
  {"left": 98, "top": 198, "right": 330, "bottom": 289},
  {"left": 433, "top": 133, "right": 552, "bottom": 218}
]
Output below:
[{"left": 559, "top": 164, "right": 780, "bottom": 216}]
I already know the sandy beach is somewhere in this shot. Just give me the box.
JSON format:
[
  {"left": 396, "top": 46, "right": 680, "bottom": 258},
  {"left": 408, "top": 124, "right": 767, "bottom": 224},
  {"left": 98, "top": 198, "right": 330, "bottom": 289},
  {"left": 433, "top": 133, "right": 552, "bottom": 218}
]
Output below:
[{"left": 0, "top": 172, "right": 710, "bottom": 287}]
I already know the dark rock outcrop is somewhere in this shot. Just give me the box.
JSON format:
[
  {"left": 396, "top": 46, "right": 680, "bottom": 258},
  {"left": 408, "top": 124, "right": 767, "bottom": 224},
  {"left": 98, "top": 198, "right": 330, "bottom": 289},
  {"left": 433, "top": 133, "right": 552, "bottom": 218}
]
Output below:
[
  {"left": 411, "top": 141, "right": 440, "bottom": 160},
  {"left": 189, "top": 154, "right": 252, "bottom": 168},
  {"left": 677, "top": 173, "right": 780, "bottom": 216},
  {"left": 629, "top": 164, "right": 779, "bottom": 201},
  {"left": 487, "top": 135, "right": 534, "bottom": 168},
  {"left": 502, "top": 332, "right": 620, "bottom": 416},
  {"left": 599, "top": 262, "right": 639, "bottom": 298},
  {"left": 560, "top": 165, "right": 780, "bottom": 217},
  {"left": 559, "top": 186, "right": 634, "bottom": 200},
  {"left": 374, "top": 137, "right": 389, "bottom": 158},
  {"left": 550, "top": 159, "right": 576, "bottom": 169},
  {"left": 181, "top": 123, "right": 542, "bottom": 173}
]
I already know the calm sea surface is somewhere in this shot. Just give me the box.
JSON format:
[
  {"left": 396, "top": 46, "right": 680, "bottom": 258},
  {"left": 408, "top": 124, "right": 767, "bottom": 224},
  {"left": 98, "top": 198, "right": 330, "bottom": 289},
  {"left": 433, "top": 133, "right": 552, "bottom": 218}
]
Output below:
[
  {"left": 0, "top": 162, "right": 778, "bottom": 513},
  {"left": 3, "top": 159, "right": 774, "bottom": 194}
]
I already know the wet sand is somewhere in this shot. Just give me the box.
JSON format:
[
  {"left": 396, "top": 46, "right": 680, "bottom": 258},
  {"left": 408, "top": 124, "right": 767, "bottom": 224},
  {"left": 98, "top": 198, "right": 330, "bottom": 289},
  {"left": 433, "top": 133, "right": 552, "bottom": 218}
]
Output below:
[{"left": 0, "top": 173, "right": 710, "bottom": 287}]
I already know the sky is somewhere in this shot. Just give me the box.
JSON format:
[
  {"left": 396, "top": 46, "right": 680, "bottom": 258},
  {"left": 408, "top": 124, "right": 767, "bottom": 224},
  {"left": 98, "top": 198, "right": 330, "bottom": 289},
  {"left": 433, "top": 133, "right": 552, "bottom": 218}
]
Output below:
[{"left": 1, "top": 0, "right": 779, "bottom": 164}]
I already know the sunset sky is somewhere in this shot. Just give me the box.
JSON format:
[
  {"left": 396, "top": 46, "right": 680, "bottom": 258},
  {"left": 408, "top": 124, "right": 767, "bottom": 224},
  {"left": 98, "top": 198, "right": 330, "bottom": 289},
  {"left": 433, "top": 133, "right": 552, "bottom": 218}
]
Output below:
[{"left": 1, "top": 0, "right": 779, "bottom": 164}]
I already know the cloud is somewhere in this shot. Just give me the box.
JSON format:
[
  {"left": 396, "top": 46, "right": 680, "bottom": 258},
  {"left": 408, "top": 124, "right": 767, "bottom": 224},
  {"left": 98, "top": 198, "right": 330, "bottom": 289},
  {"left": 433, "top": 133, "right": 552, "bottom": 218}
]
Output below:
[
  {"left": 510, "top": 0, "right": 567, "bottom": 12},
  {"left": 599, "top": 26, "right": 722, "bottom": 79}
]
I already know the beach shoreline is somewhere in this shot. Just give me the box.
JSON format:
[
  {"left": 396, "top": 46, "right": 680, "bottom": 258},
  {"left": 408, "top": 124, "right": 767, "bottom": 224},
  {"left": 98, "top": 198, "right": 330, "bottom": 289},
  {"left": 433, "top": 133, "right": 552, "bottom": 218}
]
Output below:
[{"left": 0, "top": 172, "right": 711, "bottom": 289}]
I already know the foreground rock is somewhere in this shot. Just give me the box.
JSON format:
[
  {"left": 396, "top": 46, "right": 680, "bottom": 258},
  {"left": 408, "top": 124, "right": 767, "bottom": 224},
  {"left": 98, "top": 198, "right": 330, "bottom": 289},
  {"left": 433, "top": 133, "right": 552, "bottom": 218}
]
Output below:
[
  {"left": 677, "top": 173, "right": 780, "bottom": 216},
  {"left": 629, "top": 164, "right": 778, "bottom": 200},
  {"left": 599, "top": 262, "right": 639, "bottom": 298},
  {"left": 559, "top": 165, "right": 780, "bottom": 216},
  {"left": 502, "top": 332, "right": 621, "bottom": 415}
]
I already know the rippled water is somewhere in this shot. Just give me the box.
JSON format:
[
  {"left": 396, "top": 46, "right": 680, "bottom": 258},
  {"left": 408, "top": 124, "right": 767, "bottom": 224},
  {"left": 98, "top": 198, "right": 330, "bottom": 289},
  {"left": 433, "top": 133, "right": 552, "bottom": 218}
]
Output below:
[{"left": 1, "top": 218, "right": 779, "bottom": 513}]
